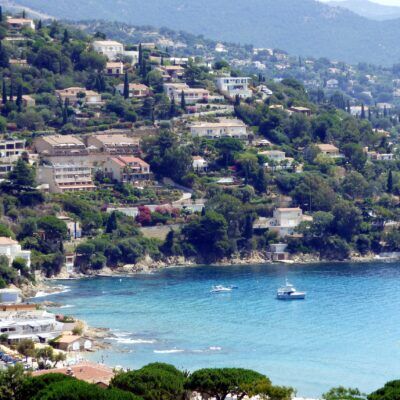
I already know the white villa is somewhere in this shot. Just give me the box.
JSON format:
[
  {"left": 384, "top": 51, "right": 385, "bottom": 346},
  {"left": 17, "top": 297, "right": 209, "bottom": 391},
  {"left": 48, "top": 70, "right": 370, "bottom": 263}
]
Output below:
[
  {"left": 190, "top": 119, "right": 248, "bottom": 140},
  {"left": 92, "top": 40, "right": 124, "bottom": 61},
  {"left": 193, "top": 156, "right": 208, "bottom": 172},
  {"left": 253, "top": 208, "right": 312, "bottom": 237},
  {"left": 0, "top": 237, "right": 31, "bottom": 268},
  {"left": 215, "top": 77, "right": 252, "bottom": 99}
]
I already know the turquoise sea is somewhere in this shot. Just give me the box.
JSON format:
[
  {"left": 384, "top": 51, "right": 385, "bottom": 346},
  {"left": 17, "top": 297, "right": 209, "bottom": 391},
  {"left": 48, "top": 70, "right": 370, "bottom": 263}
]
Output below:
[{"left": 39, "top": 262, "right": 400, "bottom": 396}]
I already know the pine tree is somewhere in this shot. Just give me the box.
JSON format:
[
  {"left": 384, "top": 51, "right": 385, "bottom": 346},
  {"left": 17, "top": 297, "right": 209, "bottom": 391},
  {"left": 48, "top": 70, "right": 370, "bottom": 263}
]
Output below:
[
  {"left": 1, "top": 79, "right": 6, "bottom": 105},
  {"left": 62, "top": 29, "right": 70, "bottom": 44},
  {"left": 123, "top": 72, "right": 129, "bottom": 99},
  {"left": 180, "top": 90, "right": 186, "bottom": 111},
  {"left": 16, "top": 85, "right": 23, "bottom": 112},
  {"left": 360, "top": 104, "right": 366, "bottom": 119},
  {"left": 388, "top": 170, "right": 393, "bottom": 194}
]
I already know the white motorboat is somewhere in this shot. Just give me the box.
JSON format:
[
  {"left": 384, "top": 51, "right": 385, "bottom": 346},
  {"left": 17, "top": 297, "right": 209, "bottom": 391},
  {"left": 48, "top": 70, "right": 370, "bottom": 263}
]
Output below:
[
  {"left": 211, "top": 285, "right": 233, "bottom": 293},
  {"left": 276, "top": 280, "right": 306, "bottom": 300}
]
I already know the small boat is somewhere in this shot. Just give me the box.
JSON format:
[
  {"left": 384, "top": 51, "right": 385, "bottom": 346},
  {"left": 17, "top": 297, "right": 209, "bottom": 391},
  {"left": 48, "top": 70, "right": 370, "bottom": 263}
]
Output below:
[
  {"left": 211, "top": 285, "right": 233, "bottom": 293},
  {"left": 276, "top": 280, "right": 306, "bottom": 300}
]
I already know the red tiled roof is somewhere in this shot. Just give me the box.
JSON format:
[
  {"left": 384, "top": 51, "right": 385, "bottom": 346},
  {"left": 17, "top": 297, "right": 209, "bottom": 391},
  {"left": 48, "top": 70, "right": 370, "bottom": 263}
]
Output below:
[{"left": 32, "top": 361, "right": 114, "bottom": 385}]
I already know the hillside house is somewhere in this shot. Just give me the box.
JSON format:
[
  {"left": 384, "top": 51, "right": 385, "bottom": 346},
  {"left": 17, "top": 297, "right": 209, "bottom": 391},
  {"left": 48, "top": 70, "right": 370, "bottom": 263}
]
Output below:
[
  {"left": 253, "top": 208, "right": 312, "bottom": 238},
  {"left": 92, "top": 40, "right": 124, "bottom": 61},
  {"left": 105, "top": 61, "right": 124, "bottom": 76},
  {"left": 215, "top": 77, "right": 252, "bottom": 99},
  {"left": 56, "top": 87, "right": 102, "bottom": 106},
  {"left": 7, "top": 17, "right": 35, "bottom": 32},
  {"left": 190, "top": 119, "right": 248, "bottom": 140},
  {"left": 104, "top": 156, "right": 151, "bottom": 183},
  {"left": 316, "top": 144, "right": 340, "bottom": 158},
  {"left": 289, "top": 106, "right": 312, "bottom": 116},
  {"left": 116, "top": 83, "right": 150, "bottom": 98},
  {"left": 193, "top": 156, "right": 208, "bottom": 172},
  {"left": 0, "top": 237, "right": 31, "bottom": 268},
  {"left": 164, "top": 83, "right": 209, "bottom": 104}
]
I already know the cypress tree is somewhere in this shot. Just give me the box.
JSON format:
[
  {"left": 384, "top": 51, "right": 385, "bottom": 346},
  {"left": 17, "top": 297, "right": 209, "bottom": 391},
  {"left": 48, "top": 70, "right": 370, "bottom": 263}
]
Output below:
[
  {"left": 346, "top": 99, "right": 351, "bottom": 113},
  {"left": 106, "top": 211, "right": 118, "bottom": 233},
  {"left": 169, "top": 95, "right": 176, "bottom": 118},
  {"left": 16, "top": 85, "right": 22, "bottom": 112},
  {"left": 368, "top": 108, "right": 372, "bottom": 121},
  {"left": 1, "top": 79, "right": 6, "bottom": 105},
  {"left": 62, "top": 98, "right": 69, "bottom": 125},
  {"left": 123, "top": 72, "right": 129, "bottom": 99},
  {"left": 9, "top": 81, "right": 13, "bottom": 102},
  {"left": 22, "top": 10, "right": 26, "bottom": 19},
  {"left": 62, "top": 29, "right": 70, "bottom": 44},
  {"left": 360, "top": 103, "right": 366, "bottom": 119},
  {"left": 138, "top": 43, "right": 143, "bottom": 66},
  {"left": 37, "top": 20, "right": 42, "bottom": 30},
  {"left": 388, "top": 170, "right": 393, "bottom": 194},
  {"left": 384, "top": 105, "right": 388, "bottom": 117},
  {"left": 243, "top": 215, "right": 254, "bottom": 240},
  {"left": 180, "top": 90, "right": 186, "bottom": 111},
  {"left": 0, "top": 6, "right": 3, "bottom": 23},
  {"left": 234, "top": 94, "right": 241, "bottom": 107}
]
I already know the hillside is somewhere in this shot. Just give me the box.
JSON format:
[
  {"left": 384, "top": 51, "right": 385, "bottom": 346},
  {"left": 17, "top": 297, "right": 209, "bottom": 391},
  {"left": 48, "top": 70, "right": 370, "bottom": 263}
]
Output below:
[
  {"left": 328, "top": 0, "right": 400, "bottom": 20},
  {"left": 6, "top": 0, "right": 400, "bottom": 65}
]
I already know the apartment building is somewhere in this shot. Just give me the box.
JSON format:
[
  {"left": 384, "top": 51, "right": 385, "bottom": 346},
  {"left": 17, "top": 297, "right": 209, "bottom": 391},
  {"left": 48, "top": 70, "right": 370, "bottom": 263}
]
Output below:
[
  {"left": 37, "top": 162, "right": 95, "bottom": 193},
  {"left": 0, "top": 139, "right": 26, "bottom": 179},
  {"left": 34, "top": 135, "right": 88, "bottom": 157},
  {"left": 87, "top": 134, "right": 140, "bottom": 155},
  {"left": 104, "top": 156, "right": 151, "bottom": 183},
  {"left": 190, "top": 119, "right": 248, "bottom": 139},
  {"left": 215, "top": 77, "right": 252, "bottom": 99}
]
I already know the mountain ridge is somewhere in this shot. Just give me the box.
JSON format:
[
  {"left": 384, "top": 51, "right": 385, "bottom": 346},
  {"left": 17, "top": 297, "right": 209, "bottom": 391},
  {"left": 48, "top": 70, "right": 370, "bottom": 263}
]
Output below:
[
  {"left": 5, "top": 0, "right": 400, "bottom": 65},
  {"left": 327, "top": 0, "right": 400, "bottom": 20}
]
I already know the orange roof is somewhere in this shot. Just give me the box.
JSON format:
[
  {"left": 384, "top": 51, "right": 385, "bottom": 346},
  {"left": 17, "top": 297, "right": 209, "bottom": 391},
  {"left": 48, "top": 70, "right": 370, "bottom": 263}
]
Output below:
[
  {"left": 0, "top": 237, "right": 18, "bottom": 245},
  {"left": 32, "top": 362, "right": 114, "bottom": 386},
  {"left": 116, "top": 156, "right": 149, "bottom": 168},
  {"left": 56, "top": 334, "right": 81, "bottom": 344}
]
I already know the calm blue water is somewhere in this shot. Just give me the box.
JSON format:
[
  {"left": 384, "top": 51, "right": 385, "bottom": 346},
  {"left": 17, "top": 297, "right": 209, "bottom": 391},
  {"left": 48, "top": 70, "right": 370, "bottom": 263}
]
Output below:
[{"left": 38, "top": 263, "right": 400, "bottom": 396}]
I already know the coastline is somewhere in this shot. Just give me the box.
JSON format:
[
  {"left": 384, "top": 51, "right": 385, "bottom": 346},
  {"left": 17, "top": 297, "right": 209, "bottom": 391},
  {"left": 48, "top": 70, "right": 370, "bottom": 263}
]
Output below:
[{"left": 26, "top": 250, "right": 384, "bottom": 296}]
